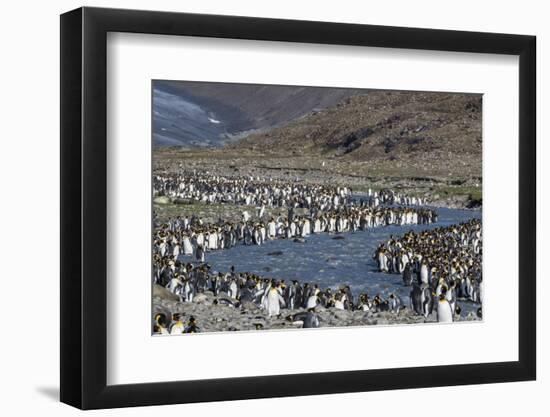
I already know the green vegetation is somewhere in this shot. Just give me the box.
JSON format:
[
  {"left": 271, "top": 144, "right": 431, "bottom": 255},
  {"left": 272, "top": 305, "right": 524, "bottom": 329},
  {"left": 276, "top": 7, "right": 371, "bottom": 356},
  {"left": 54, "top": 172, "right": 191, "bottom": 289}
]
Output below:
[{"left": 438, "top": 185, "right": 482, "bottom": 201}]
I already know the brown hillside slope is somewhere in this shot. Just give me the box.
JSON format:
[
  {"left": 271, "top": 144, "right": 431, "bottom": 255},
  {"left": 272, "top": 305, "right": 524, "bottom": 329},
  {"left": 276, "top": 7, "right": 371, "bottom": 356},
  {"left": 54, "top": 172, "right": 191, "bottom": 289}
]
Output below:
[{"left": 228, "top": 91, "right": 482, "bottom": 177}]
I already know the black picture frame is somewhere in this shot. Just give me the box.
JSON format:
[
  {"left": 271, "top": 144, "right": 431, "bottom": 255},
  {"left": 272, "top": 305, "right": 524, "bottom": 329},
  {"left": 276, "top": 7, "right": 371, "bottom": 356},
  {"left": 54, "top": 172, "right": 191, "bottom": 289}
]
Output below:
[{"left": 60, "top": 6, "right": 536, "bottom": 410}]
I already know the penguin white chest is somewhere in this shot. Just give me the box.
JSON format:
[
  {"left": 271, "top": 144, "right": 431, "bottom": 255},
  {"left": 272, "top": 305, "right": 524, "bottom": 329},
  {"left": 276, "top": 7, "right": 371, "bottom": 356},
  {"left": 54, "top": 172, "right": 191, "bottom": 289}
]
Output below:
[
  {"left": 266, "top": 291, "right": 281, "bottom": 316},
  {"left": 306, "top": 295, "right": 318, "bottom": 309},
  {"left": 378, "top": 253, "right": 387, "bottom": 271},
  {"left": 420, "top": 265, "right": 429, "bottom": 284},
  {"left": 437, "top": 300, "right": 453, "bottom": 323},
  {"left": 229, "top": 282, "right": 238, "bottom": 298}
]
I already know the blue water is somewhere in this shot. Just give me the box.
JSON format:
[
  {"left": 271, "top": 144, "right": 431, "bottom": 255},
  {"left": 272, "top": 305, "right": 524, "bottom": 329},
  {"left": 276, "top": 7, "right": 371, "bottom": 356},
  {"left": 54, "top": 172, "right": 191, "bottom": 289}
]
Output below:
[{"left": 189, "top": 207, "right": 482, "bottom": 312}]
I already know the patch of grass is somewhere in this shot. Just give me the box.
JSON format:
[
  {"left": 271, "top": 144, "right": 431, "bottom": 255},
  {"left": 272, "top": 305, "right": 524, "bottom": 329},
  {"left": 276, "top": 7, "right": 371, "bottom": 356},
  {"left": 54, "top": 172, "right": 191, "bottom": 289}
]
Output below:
[{"left": 438, "top": 185, "right": 482, "bottom": 201}]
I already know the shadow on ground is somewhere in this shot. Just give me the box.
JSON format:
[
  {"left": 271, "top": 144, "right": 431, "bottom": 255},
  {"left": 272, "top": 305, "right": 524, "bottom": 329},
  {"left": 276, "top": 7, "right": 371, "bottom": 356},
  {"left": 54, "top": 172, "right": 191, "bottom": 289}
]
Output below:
[{"left": 36, "top": 386, "right": 59, "bottom": 401}]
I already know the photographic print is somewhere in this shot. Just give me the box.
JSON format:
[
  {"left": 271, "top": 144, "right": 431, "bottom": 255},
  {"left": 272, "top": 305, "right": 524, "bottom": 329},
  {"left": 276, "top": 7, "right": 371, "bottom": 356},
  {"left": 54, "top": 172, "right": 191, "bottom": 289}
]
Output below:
[{"left": 151, "top": 81, "right": 483, "bottom": 335}]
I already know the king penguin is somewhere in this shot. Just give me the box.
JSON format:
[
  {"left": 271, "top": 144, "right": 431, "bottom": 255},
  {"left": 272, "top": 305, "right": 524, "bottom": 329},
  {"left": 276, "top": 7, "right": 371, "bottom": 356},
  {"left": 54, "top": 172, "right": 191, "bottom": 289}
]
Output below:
[
  {"left": 436, "top": 295, "right": 453, "bottom": 323},
  {"left": 265, "top": 285, "right": 285, "bottom": 317},
  {"left": 402, "top": 263, "right": 413, "bottom": 286},
  {"left": 410, "top": 284, "right": 424, "bottom": 315},
  {"left": 303, "top": 308, "right": 320, "bottom": 328},
  {"left": 306, "top": 288, "right": 320, "bottom": 309},
  {"left": 169, "top": 313, "right": 185, "bottom": 334}
]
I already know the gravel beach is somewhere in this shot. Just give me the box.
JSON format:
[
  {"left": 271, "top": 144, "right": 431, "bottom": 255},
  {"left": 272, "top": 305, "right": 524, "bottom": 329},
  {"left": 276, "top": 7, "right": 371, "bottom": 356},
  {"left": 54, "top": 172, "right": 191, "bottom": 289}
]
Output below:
[{"left": 153, "top": 285, "right": 480, "bottom": 334}]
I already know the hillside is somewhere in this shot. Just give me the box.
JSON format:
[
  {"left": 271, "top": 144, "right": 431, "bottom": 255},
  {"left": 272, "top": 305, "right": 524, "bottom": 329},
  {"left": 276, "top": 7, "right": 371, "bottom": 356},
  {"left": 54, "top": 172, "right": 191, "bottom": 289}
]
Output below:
[
  {"left": 153, "top": 81, "right": 362, "bottom": 147},
  {"left": 228, "top": 90, "right": 482, "bottom": 176}
]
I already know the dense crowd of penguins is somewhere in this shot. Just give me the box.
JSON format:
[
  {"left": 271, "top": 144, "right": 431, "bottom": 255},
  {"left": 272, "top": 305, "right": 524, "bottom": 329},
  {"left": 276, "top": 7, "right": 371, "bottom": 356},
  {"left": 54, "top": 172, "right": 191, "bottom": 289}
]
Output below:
[
  {"left": 373, "top": 219, "right": 483, "bottom": 323},
  {"left": 153, "top": 172, "right": 427, "bottom": 209},
  {"left": 153, "top": 263, "right": 408, "bottom": 334},
  {"left": 153, "top": 174, "right": 437, "bottom": 262},
  {"left": 153, "top": 204, "right": 437, "bottom": 263},
  {"left": 152, "top": 173, "right": 479, "bottom": 335}
]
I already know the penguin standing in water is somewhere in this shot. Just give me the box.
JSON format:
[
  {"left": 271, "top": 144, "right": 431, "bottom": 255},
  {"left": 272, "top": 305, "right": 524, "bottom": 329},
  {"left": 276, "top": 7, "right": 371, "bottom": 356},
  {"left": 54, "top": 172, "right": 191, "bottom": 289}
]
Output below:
[
  {"left": 375, "top": 246, "right": 389, "bottom": 272},
  {"left": 195, "top": 244, "right": 205, "bottom": 263},
  {"left": 436, "top": 294, "right": 453, "bottom": 323},
  {"left": 402, "top": 263, "right": 413, "bottom": 286}
]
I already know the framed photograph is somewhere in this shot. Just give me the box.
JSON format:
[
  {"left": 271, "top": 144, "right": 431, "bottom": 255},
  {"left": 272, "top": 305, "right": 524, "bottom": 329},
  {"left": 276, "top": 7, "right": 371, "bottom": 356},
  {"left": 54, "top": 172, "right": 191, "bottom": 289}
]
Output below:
[{"left": 60, "top": 6, "right": 536, "bottom": 410}]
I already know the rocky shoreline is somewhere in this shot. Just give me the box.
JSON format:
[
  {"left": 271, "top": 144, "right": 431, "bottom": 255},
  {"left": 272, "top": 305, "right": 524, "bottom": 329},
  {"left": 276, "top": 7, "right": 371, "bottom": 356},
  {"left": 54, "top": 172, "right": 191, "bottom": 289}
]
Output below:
[{"left": 153, "top": 285, "right": 480, "bottom": 334}]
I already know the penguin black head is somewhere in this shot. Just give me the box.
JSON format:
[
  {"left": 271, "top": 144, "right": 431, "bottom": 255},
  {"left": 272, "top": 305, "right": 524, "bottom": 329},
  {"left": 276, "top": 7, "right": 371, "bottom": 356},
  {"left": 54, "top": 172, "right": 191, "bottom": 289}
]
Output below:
[{"left": 154, "top": 313, "right": 167, "bottom": 327}]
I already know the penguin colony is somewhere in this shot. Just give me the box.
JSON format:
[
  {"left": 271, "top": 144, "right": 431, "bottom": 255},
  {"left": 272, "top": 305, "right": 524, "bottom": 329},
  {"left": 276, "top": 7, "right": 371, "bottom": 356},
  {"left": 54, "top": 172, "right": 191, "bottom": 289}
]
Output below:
[
  {"left": 153, "top": 174, "right": 437, "bottom": 259},
  {"left": 153, "top": 171, "right": 427, "bottom": 208},
  {"left": 154, "top": 263, "right": 419, "bottom": 334},
  {"left": 153, "top": 203, "right": 436, "bottom": 261},
  {"left": 153, "top": 260, "right": 481, "bottom": 335},
  {"left": 152, "top": 173, "right": 480, "bottom": 335},
  {"left": 373, "top": 219, "right": 483, "bottom": 323}
]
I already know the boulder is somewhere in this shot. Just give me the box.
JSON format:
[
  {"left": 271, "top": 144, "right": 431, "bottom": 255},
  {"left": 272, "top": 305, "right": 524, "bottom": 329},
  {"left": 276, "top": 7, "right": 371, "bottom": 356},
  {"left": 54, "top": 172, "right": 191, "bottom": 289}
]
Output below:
[
  {"left": 152, "top": 284, "right": 180, "bottom": 302},
  {"left": 153, "top": 196, "right": 171, "bottom": 205},
  {"left": 193, "top": 293, "right": 209, "bottom": 304}
]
